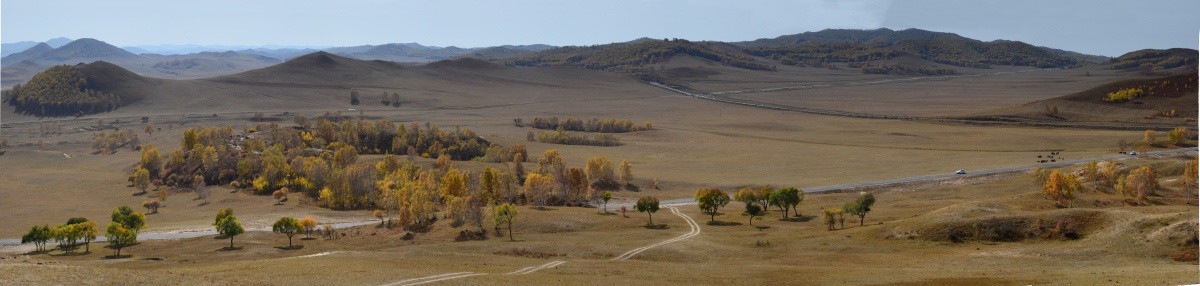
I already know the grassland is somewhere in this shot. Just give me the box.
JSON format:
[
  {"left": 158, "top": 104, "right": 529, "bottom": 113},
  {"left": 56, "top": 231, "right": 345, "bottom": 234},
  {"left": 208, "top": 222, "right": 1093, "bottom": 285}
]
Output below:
[{"left": 0, "top": 51, "right": 1195, "bottom": 284}]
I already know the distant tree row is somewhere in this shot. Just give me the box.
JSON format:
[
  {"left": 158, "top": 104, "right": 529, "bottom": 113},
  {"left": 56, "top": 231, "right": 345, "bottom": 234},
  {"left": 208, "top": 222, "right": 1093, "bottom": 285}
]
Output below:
[
  {"left": 2, "top": 65, "right": 121, "bottom": 117},
  {"left": 1103, "top": 88, "right": 1145, "bottom": 103},
  {"left": 528, "top": 129, "right": 621, "bottom": 146},
  {"left": 516, "top": 116, "right": 651, "bottom": 133},
  {"left": 860, "top": 64, "right": 957, "bottom": 76},
  {"left": 91, "top": 129, "right": 140, "bottom": 154},
  {"left": 508, "top": 39, "right": 776, "bottom": 73},
  {"left": 23, "top": 206, "right": 144, "bottom": 257},
  {"left": 746, "top": 38, "right": 1077, "bottom": 69}
]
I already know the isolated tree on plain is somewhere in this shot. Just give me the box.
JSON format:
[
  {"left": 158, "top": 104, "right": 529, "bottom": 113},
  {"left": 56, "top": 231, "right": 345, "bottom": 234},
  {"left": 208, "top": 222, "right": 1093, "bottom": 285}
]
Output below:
[
  {"left": 1144, "top": 130, "right": 1156, "bottom": 146},
  {"left": 494, "top": 203, "right": 519, "bottom": 241},
  {"left": 1124, "top": 166, "right": 1158, "bottom": 205},
  {"left": 695, "top": 188, "right": 730, "bottom": 223},
  {"left": 215, "top": 214, "right": 244, "bottom": 249},
  {"left": 300, "top": 217, "right": 318, "bottom": 239},
  {"left": 635, "top": 196, "right": 660, "bottom": 226},
  {"left": 142, "top": 200, "right": 161, "bottom": 214},
  {"left": 273, "top": 217, "right": 304, "bottom": 248},
  {"left": 845, "top": 193, "right": 876, "bottom": 226},
  {"left": 144, "top": 124, "right": 154, "bottom": 139},
  {"left": 156, "top": 187, "right": 169, "bottom": 207},
  {"left": 373, "top": 209, "right": 385, "bottom": 225},
  {"left": 600, "top": 191, "right": 613, "bottom": 213},
  {"left": 133, "top": 166, "right": 151, "bottom": 195},
  {"left": 391, "top": 93, "right": 400, "bottom": 107},
  {"left": 213, "top": 208, "right": 233, "bottom": 228},
  {"left": 350, "top": 89, "right": 360, "bottom": 105},
  {"left": 620, "top": 160, "right": 634, "bottom": 189},
  {"left": 745, "top": 203, "right": 765, "bottom": 226}
]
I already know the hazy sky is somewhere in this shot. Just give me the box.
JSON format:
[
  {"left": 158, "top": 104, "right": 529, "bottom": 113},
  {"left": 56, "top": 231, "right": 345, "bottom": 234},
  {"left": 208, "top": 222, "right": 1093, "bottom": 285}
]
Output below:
[{"left": 2, "top": 0, "right": 1197, "bottom": 56}]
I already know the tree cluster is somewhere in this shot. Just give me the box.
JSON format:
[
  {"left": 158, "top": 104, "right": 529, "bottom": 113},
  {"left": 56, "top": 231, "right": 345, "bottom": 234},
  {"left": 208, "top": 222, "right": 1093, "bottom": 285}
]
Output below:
[
  {"left": 529, "top": 129, "right": 620, "bottom": 146},
  {"left": 520, "top": 116, "right": 651, "bottom": 133},
  {"left": 91, "top": 129, "right": 140, "bottom": 154},
  {"left": 2, "top": 65, "right": 121, "bottom": 117}
]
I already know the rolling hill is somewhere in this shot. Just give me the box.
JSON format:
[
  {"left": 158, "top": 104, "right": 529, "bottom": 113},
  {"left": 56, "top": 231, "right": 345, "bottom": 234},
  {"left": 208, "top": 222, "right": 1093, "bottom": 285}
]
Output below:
[{"left": 1109, "top": 48, "right": 1198, "bottom": 72}]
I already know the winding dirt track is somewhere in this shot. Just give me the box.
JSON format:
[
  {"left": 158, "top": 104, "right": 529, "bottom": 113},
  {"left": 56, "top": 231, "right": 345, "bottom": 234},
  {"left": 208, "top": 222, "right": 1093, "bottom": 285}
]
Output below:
[{"left": 377, "top": 205, "right": 703, "bottom": 285}]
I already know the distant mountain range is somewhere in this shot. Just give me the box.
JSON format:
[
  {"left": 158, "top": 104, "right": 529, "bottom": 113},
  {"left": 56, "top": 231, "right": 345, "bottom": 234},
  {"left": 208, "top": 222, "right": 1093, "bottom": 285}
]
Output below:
[{"left": 3, "top": 29, "right": 1195, "bottom": 89}]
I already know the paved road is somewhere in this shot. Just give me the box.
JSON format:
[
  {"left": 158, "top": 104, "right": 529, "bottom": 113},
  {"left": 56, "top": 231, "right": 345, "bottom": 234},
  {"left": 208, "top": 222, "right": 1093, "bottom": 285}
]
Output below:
[{"left": 613, "top": 147, "right": 1197, "bottom": 209}]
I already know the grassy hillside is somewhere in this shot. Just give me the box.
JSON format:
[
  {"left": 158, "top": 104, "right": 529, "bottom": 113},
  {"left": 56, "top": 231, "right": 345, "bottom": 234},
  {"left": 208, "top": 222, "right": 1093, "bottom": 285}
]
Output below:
[
  {"left": 746, "top": 38, "right": 1078, "bottom": 69},
  {"left": 507, "top": 39, "right": 776, "bottom": 73}
]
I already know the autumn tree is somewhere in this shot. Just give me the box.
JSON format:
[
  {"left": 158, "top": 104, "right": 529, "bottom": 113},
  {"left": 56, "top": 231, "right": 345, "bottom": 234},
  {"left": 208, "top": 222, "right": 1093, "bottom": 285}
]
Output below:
[
  {"left": 106, "top": 206, "right": 146, "bottom": 256},
  {"left": 695, "top": 188, "right": 730, "bottom": 222},
  {"left": 1082, "top": 161, "right": 1100, "bottom": 189},
  {"left": 133, "top": 166, "right": 150, "bottom": 195},
  {"left": 821, "top": 209, "right": 837, "bottom": 230},
  {"left": 78, "top": 221, "right": 97, "bottom": 252},
  {"left": 139, "top": 145, "right": 163, "bottom": 178},
  {"left": 567, "top": 168, "right": 588, "bottom": 204},
  {"left": 195, "top": 175, "right": 211, "bottom": 204},
  {"left": 512, "top": 153, "right": 526, "bottom": 185},
  {"left": 620, "top": 160, "right": 634, "bottom": 189},
  {"left": 296, "top": 217, "right": 317, "bottom": 239},
  {"left": 436, "top": 153, "right": 453, "bottom": 172},
  {"left": 1042, "top": 169, "right": 1081, "bottom": 207},
  {"left": 635, "top": 196, "right": 660, "bottom": 226},
  {"left": 439, "top": 168, "right": 469, "bottom": 199},
  {"left": 1144, "top": 130, "right": 1157, "bottom": 146},
  {"left": 538, "top": 150, "right": 568, "bottom": 198},
  {"left": 600, "top": 191, "right": 613, "bottom": 213},
  {"left": 1168, "top": 127, "right": 1188, "bottom": 145},
  {"left": 585, "top": 155, "right": 615, "bottom": 185},
  {"left": 523, "top": 173, "right": 554, "bottom": 208},
  {"left": 372, "top": 209, "right": 386, "bottom": 226},
  {"left": 1100, "top": 161, "right": 1120, "bottom": 189},
  {"left": 1184, "top": 158, "right": 1198, "bottom": 192},
  {"left": 293, "top": 115, "right": 310, "bottom": 130},
  {"left": 480, "top": 167, "right": 500, "bottom": 204},
  {"left": 215, "top": 214, "right": 244, "bottom": 249},
  {"left": 142, "top": 200, "right": 161, "bottom": 214},
  {"left": 1124, "top": 166, "right": 1158, "bottom": 205},
  {"left": 273, "top": 217, "right": 304, "bottom": 248},
  {"left": 845, "top": 193, "right": 876, "bottom": 226},
  {"left": 273, "top": 187, "right": 289, "bottom": 204},
  {"left": 494, "top": 203, "right": 519, "bottom": 241}
]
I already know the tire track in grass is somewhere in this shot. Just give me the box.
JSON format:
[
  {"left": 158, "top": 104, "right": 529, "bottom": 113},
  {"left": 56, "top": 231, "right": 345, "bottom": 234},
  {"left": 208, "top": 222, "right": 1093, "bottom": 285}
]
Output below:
[
  {"left": 612, "top": 206, "right": 701, "bottom": 260},
  {"left": 379, "top": 272, "right": 485, "bottom": 286}
]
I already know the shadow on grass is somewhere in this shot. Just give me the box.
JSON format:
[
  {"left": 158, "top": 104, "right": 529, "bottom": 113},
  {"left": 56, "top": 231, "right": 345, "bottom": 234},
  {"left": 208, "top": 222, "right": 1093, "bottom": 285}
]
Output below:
[
  {"left": 217, "top": 246, "right": 244, "bottom": 252},
  {"left": 533, "top": 207, "right": 557, "bottom": 211},
  {"left": 103, "top": 254, "right": 132, "bottom": 259},
  {"left": 706, "top": 221, "right": 742, "bottom": 226},
  {"left": 781, "top": 215, "right": 815, "bottom": 222},
  {"left": 754, "top": 226, "right": 772, "bottom": 230},
  {"left": 642, "top": 224, "right": 670, "bottom": 229},
  {"left": 300, "top": 237, "right": 318, "bottom": 241},
  {"left": 22, "top": 250, "right": 50, "bottom": 256},
  {"left": 596, "top": 211, "right": 617, "bottom": 216},
  {"left": 275, "top": 245, "right": 304, "bottom": 250},
  {"left": 50, "top": 251, "right": 90, "bottom": 257}
]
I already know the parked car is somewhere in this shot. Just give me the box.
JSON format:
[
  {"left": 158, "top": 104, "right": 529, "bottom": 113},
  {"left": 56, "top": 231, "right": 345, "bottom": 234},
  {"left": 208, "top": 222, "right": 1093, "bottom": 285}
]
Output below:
[
  {"left": 1129, "top": 151, "right": 1138, "bottom": 156},
  {"left": 955, "top": 170, "right": 966, "bottom": 175}
]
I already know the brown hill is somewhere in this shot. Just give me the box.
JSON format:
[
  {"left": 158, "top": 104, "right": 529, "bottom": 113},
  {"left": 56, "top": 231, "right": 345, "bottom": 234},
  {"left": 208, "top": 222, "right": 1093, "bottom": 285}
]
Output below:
[
  {"left": 976, "top": 72, "right": 1198, "bottom": 125},
  {"left": 1110, "top": 48, "right": 1198, "bottom": 72}
]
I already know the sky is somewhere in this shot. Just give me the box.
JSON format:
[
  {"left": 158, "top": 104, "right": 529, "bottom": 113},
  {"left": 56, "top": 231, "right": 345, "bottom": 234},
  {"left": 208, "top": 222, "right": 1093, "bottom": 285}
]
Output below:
[{"left": 2, "top": 0, "right": 1197, "bottom": 56}]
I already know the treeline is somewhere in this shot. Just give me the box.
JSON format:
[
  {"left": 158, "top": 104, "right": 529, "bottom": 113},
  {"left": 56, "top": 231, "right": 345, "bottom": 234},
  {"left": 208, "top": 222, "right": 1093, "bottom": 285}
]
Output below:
[
  {"left": 745, "top": 38, "right": 1077, "bottom": 69},
  {"left": 529, "top": 130, "right": 621, "bottom": 146},
  {"left": 860, "top": 64, "right": 957, "bottom": 76},
  {"left": 515, "top": 116, "right": 651, "bottom": 133},
  {"left": 508, "top": 39, "right": 776, "bottom": 73},
  {"left": 2, "top": 65, "right": 121, "bottom": 117}
]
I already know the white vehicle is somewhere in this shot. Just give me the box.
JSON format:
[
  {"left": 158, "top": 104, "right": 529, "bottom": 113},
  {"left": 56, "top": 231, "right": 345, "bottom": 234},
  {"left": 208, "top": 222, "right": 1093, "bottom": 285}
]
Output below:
[
  {"left": 955, "top": 170, "right": 966, "bottom": 175},
  {"left": 1129, "top": 151, "right": 1138, "bottom": 156}
]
